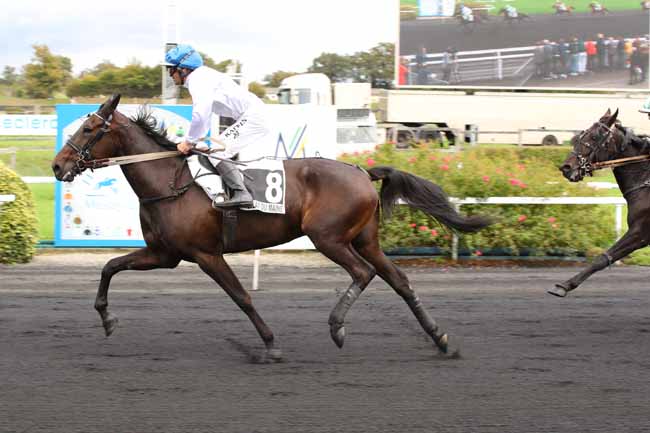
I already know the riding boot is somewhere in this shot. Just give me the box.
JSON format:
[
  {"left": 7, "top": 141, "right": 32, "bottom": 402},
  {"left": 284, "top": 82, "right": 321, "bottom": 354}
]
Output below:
[{"left": 213, "top": 161, "right": 254, "bottom": 209}]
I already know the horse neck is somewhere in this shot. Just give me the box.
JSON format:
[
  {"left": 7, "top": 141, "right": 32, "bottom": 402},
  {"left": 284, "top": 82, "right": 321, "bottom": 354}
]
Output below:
[
  {"left": 612, "top": 132, "right": 650, "bottom": 194},
  {"left": 114, "top": 125, "right": 186, "bottom": 200}
]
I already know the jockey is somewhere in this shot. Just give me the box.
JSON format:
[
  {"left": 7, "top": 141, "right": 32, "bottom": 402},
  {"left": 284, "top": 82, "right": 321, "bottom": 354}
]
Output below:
[
  {"left": 591, "top": 1, "right": 602, "bottom": 11},
  {"left": 554, "top": 1, "right": 568, "bottom": 11},
  {"left": 163, "top": 44, "right": 271, "bottom": 209},
  {"left": 504, "top": 4, "right": 518, "bottom": 17},
  {"left": 639, "top": 97, "right": 650, "bottom": 118},
  {"left": 460, "top": 3, "right": 474, "bottom": 21}
]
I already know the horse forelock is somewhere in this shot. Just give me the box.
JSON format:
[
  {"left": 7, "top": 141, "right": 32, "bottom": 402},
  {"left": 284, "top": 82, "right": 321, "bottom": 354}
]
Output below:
[{"left": 129, "top": 107, "right": 178, "bottom": 151}]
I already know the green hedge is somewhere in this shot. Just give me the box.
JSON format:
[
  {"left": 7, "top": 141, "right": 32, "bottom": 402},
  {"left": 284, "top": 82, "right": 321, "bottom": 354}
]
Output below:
[
  {"left": 0, "top": 161, "right": 38, "bottom": 263},
  {"left": 341, "top": 144, "right": 615, "bottom": 257}
]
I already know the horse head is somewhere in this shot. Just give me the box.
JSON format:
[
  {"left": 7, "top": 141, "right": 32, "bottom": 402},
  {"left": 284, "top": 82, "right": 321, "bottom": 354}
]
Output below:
[
  {"left": 52, "top": 94, "right": 128, "bottom": 182},
  {"left": 560, "top": 108, "right": 624, "bottom": 182}
]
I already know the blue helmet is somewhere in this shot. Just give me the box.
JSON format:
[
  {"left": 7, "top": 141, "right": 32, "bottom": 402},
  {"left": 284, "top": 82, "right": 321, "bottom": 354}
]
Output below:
[{"left": 163, "top": 44, "right": 203, "bottom": 70}]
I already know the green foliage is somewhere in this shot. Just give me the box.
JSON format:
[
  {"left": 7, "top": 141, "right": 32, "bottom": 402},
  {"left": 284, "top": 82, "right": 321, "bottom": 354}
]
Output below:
[
  {"left": 1, "top": 66, "right": 18, "bottom": 85},
  {"left": 0, "top": 161, "right": 38, "bottom": 263},
  {"left": 264, "top": 70, "right": 301, "bottom": 88},
  {"left": 22, "top": 45, "right": 72, "bottom": 98},
  {"left": 67, "top": 62, "right": 160, "bottom": 98},
  {"left": 308, "top": 43, "right": 395, "bottom": 84},
  {"left": 248, "top": 81, "right": 266, "bottom": 99},
  {"left": 341, "top": 145, "right": 617, "bottom": 256}
]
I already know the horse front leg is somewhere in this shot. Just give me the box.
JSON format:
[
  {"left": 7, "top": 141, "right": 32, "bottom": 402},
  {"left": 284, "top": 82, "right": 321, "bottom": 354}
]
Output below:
[
  {"left": 95, "top": 247, "right": 180, "bottom": 336},
  {"left": 194, "top": 253, "right": 281, "bottom": 362},
  {"left": 549, "top": 229, "right": 648, "bottom": 297}
]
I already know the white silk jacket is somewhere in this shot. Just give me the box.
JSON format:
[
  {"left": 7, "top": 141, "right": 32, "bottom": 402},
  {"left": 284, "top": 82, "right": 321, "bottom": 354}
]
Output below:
[{"left": 183, "top": 66, "right": 264, "bottom": 143}]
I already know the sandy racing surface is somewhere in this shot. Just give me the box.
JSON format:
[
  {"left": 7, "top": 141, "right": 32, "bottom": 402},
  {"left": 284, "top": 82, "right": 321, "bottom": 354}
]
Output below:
[{"left": 2, "top": 251, "right": 650, "bottom": 432}]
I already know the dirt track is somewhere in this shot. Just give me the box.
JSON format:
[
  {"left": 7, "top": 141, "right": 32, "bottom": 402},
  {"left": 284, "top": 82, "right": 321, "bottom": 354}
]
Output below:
[{"left": 2, "top": 252, "right": 650, "bottom": 433}]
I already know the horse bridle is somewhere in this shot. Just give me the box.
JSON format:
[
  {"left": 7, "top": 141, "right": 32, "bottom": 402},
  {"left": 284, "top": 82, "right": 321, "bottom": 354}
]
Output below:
[
  {"left": 65, "top": 112, "right": 128, "bottom": 174},
  {"left": 572, "top": 121, "right": 619, "bottom": 176}
]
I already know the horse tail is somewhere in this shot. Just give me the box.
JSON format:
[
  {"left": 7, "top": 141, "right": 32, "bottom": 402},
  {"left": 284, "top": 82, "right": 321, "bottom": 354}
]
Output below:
[{"left": 367, "top": 166, "right": 493, "bottom": 233}]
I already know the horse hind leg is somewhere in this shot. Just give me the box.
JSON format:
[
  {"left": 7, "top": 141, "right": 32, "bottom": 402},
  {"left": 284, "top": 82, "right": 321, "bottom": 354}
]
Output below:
[
  {"left": 95, "top": 247, "right": 180, "bottom": 336},
  {"left": 352, "top": 223, "right": 450, "bottom": 354},
  {"left": 309, "top": 236, "right": 376, "bottom": 348}
]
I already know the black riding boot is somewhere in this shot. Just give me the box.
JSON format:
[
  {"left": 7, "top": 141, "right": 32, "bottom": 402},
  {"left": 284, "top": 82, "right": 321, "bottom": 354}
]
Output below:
[{"left": 213, "top": 161, "right": 254, "bottom": 209}]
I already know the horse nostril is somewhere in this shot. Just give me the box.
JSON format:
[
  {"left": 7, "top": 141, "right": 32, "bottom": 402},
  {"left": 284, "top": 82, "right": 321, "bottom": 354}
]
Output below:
[{"left": 52, "top": 163, "right": 61, "bottom": 178}]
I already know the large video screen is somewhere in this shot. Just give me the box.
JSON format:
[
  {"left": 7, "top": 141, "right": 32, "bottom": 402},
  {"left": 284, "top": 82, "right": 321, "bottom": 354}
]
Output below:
[{"left": 398, "top": 0, "right": 650, "bottom": 90}]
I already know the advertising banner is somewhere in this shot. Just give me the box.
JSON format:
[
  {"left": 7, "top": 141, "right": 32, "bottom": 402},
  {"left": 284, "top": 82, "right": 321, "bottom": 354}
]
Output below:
[
  {"left": 0, "top": 115, "right": 57, "bottom": 135},
  {"left": 54, "top": 104, "right": 336, "bottom": 248},
  {"left": 398, "top": 0, "right": 650, "bottom": 91}
]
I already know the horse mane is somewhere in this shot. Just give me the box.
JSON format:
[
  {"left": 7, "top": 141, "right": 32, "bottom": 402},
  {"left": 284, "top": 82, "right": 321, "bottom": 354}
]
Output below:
[{"left": 129, "top": 107, "right": 178, "bottom": 151}]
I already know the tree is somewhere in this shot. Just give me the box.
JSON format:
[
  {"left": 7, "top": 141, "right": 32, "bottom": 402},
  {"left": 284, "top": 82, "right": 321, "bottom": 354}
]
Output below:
[
  {"left": 22, "top": 44, "right": 72, "bottom": 98},
  {"left": 248, "top": 81, "right": 267, "bottom": 99},
  {"left": 307, "top": 52, "right": 353, "bottom": 82},
  {"left": 351, "top": 43, "right": 394, "bottom": 84},
  {"left": 1, "top": 66, "right": 18, "bottom": 85},
  {"left": 263, "top": 70, "right": 300, "bottom": 88}
]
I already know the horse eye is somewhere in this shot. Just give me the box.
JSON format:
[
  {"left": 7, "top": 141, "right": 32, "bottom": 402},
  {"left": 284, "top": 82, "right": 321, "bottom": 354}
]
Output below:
[{"left": 83, "top": 127, "right": 92, "bottom": 133}]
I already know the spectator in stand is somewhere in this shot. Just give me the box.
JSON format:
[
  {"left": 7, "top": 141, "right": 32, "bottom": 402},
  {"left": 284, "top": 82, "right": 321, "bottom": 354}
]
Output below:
[
  {"left": 441, "top": 47, "right": 457, "bottom": 83},
  {"left": 543, "top": 39, "right": 555, "bottom": 78},
  {"left": 625, "top": 38, "right": 634, "bottom": 68},
  {"left": 640, "top": 41, "right": 650, "bottom": 81},
  {"left": 398, "top": 57, "right": 410, "bottom": 85},
  {"left": 534, "top": 41, "right": 545, "bottom": 77},
  {"left": 552, "top": 41, "right": 562, "bottom": 77},
  {"left": 585, "top": 38, "right": 597, "bottom": 72},
  {"left": 578, "top": 36, "right": 588, "bottom": 74},
  {"left": 570, "top": 37, "right": 581, "bottom": 76},
  {"left": 415, "top": 46, "right": 429, "bottom": 85},
  {"left": 630, "top": 44, "right": 642, "bottom": 84},
  {"left": 559, "top": 38, "right": 571, "bottom": 77},
  {"left": 596, "top": 33, "right": 607, "bottom": 70},
  {"left": 607, "top": 37, "right": 618, "bottom": 71},
  {"left": 617, "top": 36, "right": 627, "bottom": 69}
]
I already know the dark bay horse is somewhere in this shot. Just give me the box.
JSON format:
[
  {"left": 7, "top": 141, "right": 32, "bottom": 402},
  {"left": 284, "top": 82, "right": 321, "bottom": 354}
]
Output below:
[
  {"left": 552, "top": 108, "right": 650, "bottom": 297},
  {"left": 51, "top": 94, "right": 492, "bottom": 360},
  {"left": 498, "top": 8, "right": 531, "bottom": 23}
]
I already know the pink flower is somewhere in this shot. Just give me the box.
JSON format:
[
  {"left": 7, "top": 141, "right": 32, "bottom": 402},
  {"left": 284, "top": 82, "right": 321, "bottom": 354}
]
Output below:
[
  {"left": 440, "top": 164, "right": 450, "bottom": 171},
  {"left": 517, "top": 164, "right": 526, "bottom": 171},
  {"left": 443, "top": 156, "right": 452, "bottom": 163},
  {"left": 509, "top": 178, "right": 522, "bottom": 186},
  {"left": 428, "top": 155, "right": 437, "bottom": 161},
  {"left": 409, "top": 223, "right": 417, "bottom": 228},
  {"left": 419, "top": 225, "right": 429, "bottom": 231},
  {"left": 474, "top": 250, "right": 483, "bottom": 256},
  {"left": 408, "top": 157, "right": 417, "bottom": 164},
  {"left": 548, "top": 217, "right": 557, "bottom": 223},
  {"left": 517, "top": 215, "right": 527, "bottom": 222},
  {"left": 366, "top": 158, "right": 376, "bottom": 167},
  {"left": 495, "top": 168, "right": 503, "bottom": 174},
  {"left": 482, "top": 175, "right": 490, "bottom": 183},
  {"left": 430, "top": 229, "right": 438, "bottom": 237},
  {"left": 518, "top": 183, "right": 527, "bottom": 189}
]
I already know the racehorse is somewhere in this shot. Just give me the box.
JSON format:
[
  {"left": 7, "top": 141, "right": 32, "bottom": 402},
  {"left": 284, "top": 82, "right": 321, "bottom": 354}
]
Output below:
[
  {"left": 551, "top": 109, "right": 650, "bottom": 297},
  {"left": 589, "top": 2, "right": 609, "bottom": 14},
  {"left": 552, "top": 3, "right": 575, "bottom": 14},
  {"left": 642, "top": 1, "right": 650, "bottom": 11},
  {"left": 498, "top": 7, "right": 531, "bottom": 23},
  {"left": 51, "top": 94, "right": 493, "bottom": 360}
]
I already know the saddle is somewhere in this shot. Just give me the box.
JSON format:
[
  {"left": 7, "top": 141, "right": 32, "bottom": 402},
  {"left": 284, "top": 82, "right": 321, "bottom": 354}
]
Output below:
[{"left": 189, "top": 155, "right": 287, "bottom": 214}]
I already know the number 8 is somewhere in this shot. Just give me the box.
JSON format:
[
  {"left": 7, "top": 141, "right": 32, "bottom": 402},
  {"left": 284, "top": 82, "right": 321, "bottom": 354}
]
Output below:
[{"left": 265, "top": 172, "right": 283, "bottom": 203}]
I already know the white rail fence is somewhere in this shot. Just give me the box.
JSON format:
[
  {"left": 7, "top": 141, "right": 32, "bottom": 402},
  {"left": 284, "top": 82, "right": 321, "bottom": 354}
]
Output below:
[{"left": 404, "top": 46, "right": 536, "bottom": 85}]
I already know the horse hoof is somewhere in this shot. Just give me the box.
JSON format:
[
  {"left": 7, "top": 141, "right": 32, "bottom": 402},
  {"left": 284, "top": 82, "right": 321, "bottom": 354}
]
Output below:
[
  {"left": 436, "top": 334, "right": 449, "bottom": 354},
  {"left": 330, "top": 325, "right": 345, "bottom": 348},
  {"left": 266, "top": 348, "right": 284, "bottom": 362},
  {"left": 548, "top": 285, "right": 568, "bottom": 298},
  {"left": 103, "top": 315, "right": 119, "bottom": 337}
]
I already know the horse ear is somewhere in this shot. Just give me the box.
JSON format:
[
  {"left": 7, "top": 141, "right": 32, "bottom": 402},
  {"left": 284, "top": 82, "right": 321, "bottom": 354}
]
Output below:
[
  {"left": 602, "top": 108, "right": 611, "bottom": 119},
  {"left": 98, "top": 94, "right": 121, "bottom": 117},
  {"left": 607, "top": 108, "right": 619, "bottom": 126}
]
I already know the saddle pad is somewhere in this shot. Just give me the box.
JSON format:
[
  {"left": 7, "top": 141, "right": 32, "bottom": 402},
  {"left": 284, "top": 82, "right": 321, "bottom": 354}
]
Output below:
[{"left": 187, "top": 156, "right": 286, "bottom": 214}]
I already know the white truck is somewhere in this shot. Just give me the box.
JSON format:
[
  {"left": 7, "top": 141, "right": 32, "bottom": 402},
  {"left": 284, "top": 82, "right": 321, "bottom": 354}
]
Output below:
[
  {"left": 277, "top": 73, "right": 378, "bottom": 153},
  {"left": 381, "top": 89, "right": 650, "bottom": 146}
]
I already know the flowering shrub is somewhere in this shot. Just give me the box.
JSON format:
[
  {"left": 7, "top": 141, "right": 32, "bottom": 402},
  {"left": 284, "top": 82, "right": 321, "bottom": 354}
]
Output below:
[{"left": 341, "top": 144, "right": 616, "bottom": 256}]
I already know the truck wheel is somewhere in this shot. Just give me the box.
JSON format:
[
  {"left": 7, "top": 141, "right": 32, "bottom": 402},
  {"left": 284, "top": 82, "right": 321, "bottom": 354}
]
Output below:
[{"left": 541, "top": 134, "right": 558, "bottom": 146}]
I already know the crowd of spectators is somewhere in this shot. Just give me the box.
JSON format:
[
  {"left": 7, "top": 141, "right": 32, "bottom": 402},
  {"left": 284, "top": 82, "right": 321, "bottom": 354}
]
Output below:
[{"left": 533, "top": 34, "right": 650, "bottom": 85}]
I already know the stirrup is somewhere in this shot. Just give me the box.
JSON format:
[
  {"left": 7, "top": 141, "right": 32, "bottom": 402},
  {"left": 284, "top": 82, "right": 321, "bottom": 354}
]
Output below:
[{"left": 212, "top": 195, "right": 254, "bottom": 209}]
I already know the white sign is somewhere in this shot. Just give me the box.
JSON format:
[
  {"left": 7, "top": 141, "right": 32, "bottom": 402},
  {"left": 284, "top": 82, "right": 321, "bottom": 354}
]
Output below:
[
  {"left": 0, "top": 115, "right": 57, "bottom": 135},
  {"left": 418, "top": 0, "right": 456, "bottom": 17}
]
